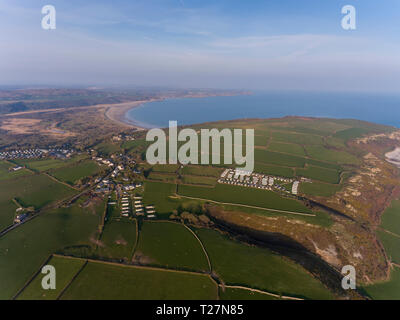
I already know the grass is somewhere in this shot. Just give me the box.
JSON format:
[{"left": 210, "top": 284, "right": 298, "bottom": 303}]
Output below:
[
  {"left": 134, "top": 221, "right": 209, "bottom": 272},
  {"left": 94, "top": 142, "right": 121, "bottom": 156},
  {"left": 17, "top": 255, "right": 86, "bottom": 300},
  {"left": 182, "top": 165, "right": 223, "bottom": 177},
  {"left": 197, "top": 228, "right": 333, "bottom": 299},
  {"left": 380, "top": 200, "right": 400, "bottom": 236},
  {"left": 60, "top": 260, "right": 218, "bottom": 300},
  {"left": 0, "top": 200, "right": 18, "bottom": 231},
  {"left": 49, "top": 161, "right": 101, "bottom": 185},
  {"left": 0, "top": 161, "right": 32, "bottom": 181},
  {"left": 299, "top": 182, "right": 342, "bottom": 197},
  {"left": 178, "top": 183, "right": 313, "bottom": 214},
  {"left": 0, "top": 202, "right": 102, "bottom": 299},
  {"left": 0, "top": 174, "right": 77, "bottom": 210},
  {"left": 270, "top": 131, "right": 324, "bottom": 145},
  {"left": 363, "top": 267, "right": 400, "bottom": 300},
  {"left": 305, "top": 145, "right": 360, "bottom": 165},
  {"left": 377, "top": 230, "right": 400, "bottom": 264},
  {"left": 142, "top": 181, "right": 178, "bottom": 215},
  {"left": 253, "top": 163, "right": 294, "bottom": 178},
  {"left": 181, "top": 175, "right": 217, "bottom": 186},
  {"left": 296, "top": 165, "right": 341, "bottom": 184},
  {"left": 12, "top": 155, "right": 86, "bottom": 172},
  {"left": 268, "top": 142, "right": 306, "bottom": 156},
  {"left": 255, "top": 149, "right": 306, "bottom": 167},
  {"left": 148, "top": 172, "right": 176, "bottom": 183},
  {"left": 96, "top": 220, "right": 137, "bottom": 262},
  {"left": 152, "top": 164, "right": 179, "bottom": 173}
]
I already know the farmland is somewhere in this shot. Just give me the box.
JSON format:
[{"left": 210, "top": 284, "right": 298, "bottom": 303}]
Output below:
[
  {"left": 96, "top": 220, "right": 137, "bottom": 262},
  {"left": 134, "top": 221, "right": 209, "bottom": 272},
  {"left": 363, "top": 267, "right": 400, "bottom": 300},
  {"left": 49, "top": 160, "right": 101, "bottom": 185},
  {"left": 0, "top": 161, "right": 32, "bottom": 181},
  {"left": 60, "top": 260, "right": 218, "bottom": 300},
  {"left": 16, "top": 255, "right": 86, "bottom": 300},
  {"left": 196, "top": 229, "right": 334, "bottom": 299}
]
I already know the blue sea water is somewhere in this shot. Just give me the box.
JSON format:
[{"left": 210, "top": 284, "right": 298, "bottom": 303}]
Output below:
[{"left": 126, "top": 92, "right": 400, "bottom": 129}]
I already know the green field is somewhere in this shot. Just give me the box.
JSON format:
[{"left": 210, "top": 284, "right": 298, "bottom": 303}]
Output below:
[
  {"left": 255, "top": 149, "right": 306, "bottom": 167},
  {"left": 364, "top": 267, "right": 400, "bottom": 300},
  {"left": 0, "top": 161, "right": 32, "bottom": 181},
  {"left": 178, "top": 183, "right": 312, "bottom": 214},
  {"left": 197, "top": 229, "right": 333, "bottom": 299},
  {"left": 269, "top": 131, "right": 324, "bottom": 145},
  {"left": 152, "top": 164, "right": 179, "bottom": 173},
  {"left": 377, "top": 230, "right": 400, "bottom": 264},
  {"left": 268, "top": 142, "right": 306, "bottom": 156},
  {"left": 296, "top": 165, "right": 341, "bottom": 184},
  {"left": 96, "top": 220, "right": 137, "bottom": 262},
  {"left": 49, "top": 161, "right": 100, "bottom": 185},
  {"left": 0, "top": 200, "right": 18, "bottom": 231},
  {"left": 380, "top": 200, "right": 400, "bottom": 236},
  {"left": 0, "top": 174, "right": 77, "bottom": 210},
  {"left": 60, "top": 261, "right": 218, "bottom": 300},
  {"left": 304, "top": 145, "right": 360, "bottom": 165},
  {"left": 148, "top": 172, "right": 176, "bottom": 183},
  {"left": 253, "top": 163, "right": 294, "bottom": 178},
  {"left": 0, "top": 202, "right": 103, "bottom": 299},
  {"left": 142, "top": 181, "right": 178, "bottom": 214},
  {"left": 181, "top": 175, "right": 217, "bottom": 186},
  {"left": 134, "top": 221, "right": 209, "bottom": 272},
  {"left": 12, "top": 156, "right": 85, "bottom": 172},
  {"left": 182, "top": 165, "right": 223, "bottom": 177},
  {"left": 299, "top": 182, "right": 342, "bottom": 197},
  {"left": 17, "top": 255, "right": 86, "bottom": 300}
]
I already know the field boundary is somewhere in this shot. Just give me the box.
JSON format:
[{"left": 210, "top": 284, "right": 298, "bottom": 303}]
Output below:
[
  {"left": 176, "top": 194, "right": 316, "bottom": 217},
  {"left": 56, "top": 259, "right": 89, "bottom": 300},
  {"left": 220, "top": 284, "right": 304, "bottom": 300},
  {"left": 12, "top": 254, "right": 53, "bottom": 300}
]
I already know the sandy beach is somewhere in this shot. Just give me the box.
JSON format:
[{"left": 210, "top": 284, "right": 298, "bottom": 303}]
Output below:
[
  {"left": 385, "top": 147, "right": 400, "bottom": 168},
  {"left": 104, "top": 100, "right": 158, "bottom": 130}
]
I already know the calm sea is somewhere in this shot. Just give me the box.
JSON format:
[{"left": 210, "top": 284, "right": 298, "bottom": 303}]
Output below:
[{"left": 126, "top": 92, "right": 400, "bottom": 129}]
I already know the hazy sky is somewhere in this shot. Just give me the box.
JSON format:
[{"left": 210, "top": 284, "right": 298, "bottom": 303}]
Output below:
[{"left": 1, "top": 0, "right": 400, "bottom": 92}]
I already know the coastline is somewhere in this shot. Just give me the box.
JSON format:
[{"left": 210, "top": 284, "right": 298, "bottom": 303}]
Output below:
[
  {"left": 105, "top": 91, "right": 250, "bottom": 130},
  {"left": 385, "top": 147, "right": 400, "bottom": 168},
  {"left": 104, "top": 100, "right": 157, "bottom": 130}
]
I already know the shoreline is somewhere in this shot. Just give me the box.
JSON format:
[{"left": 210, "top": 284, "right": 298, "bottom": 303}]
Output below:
[
  {"left": 105, "top": 92, "right": 250, "bottom": 130},
  {"left": 385, "top": 147, "right": 400, "bottom": 168}
]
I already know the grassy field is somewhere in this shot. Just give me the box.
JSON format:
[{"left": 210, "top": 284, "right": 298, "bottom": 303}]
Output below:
[
  {"left": 181, "top": 175, "right": 217, "bottom": 186},
  {"left": 377, "top": 230, "right": 400, "bottom": 264},
  {"left": 94, "top": 142, "right": 121, "bottom": 156},
  {"left": 269, "top": 131, "right": 324, "bottom": 145},
  {"left": 380, "top": 200, "right": 400, "bottom": 236},
  {"left": 49, "top": 160, "right": 101, "bottom": 185},
  {"left": 142, "top": 181, "right": 178, "bottom": 214},
  {"left": 299, "top": 182, "right": 342, "bottom": 197},
  {"left": 17, "top": 255, "right": 86, "bottom": 300},
  {"left": 296, "top": 165, "right": 341, "bottom": 184},
  {"left": 178, "top": 183, "right": 313, "bottom": 214},
  {"left": 152, "top": 164, "right": 179, "bottom": 173},
  {"left": 0, "top": 200, "right": 18, "bottom": 231},
  {"left": 0, "top": 202, "right": 102, "bottom": 299},
  {"left": 268, "top": 142, "right": 306, "bottom": 156},
  {"left": 0, "top": 174, "right": 77, "bottom": 210},
  {"left": 363, "top": 267, "right": 400, "bottom": 300},
  {"left": 60, "top": 260, "right": 218, "bottom": 300},
  {"left": 0, "top": 161, "right": 32, "bottom": 181},
  {"left": 96, "top": 220, "right": 137, "bottom": 262},
  {"left": 12, "top": 155, "right": 86, "bottom": 172},
  {"left": 182, "top": 165, "right": 223, "bottom": 177},
  {"left": 197, "top": 229, "right": 333, "bottom": 299},
  {"left": 255, "top": 149, "right": 306, "bottom": 167},
  {"left": 253, "top": 163, "right": 294, "bottom": 178},
  {"left": 148, "top": 172, "right": 177, "bottom": 183},
  {"left": 134, "top": 221, "right": 209, "bottom": 272},
  {"left": 305, "top": 145, "right": 360, "bottom": 165}
]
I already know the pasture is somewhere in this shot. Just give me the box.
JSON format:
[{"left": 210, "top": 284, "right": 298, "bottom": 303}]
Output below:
[
  {"left": 196, "top": 228, "right": 333, "bottom": 299},
  {"left": 60, "top": 260, "right": 218, "bottom": 300},
  {"left": 134, "top": 221, "right": 209, "bottom": 272},
  {"left": 49, "top": 160, "right": 101, "bottom": 185}
]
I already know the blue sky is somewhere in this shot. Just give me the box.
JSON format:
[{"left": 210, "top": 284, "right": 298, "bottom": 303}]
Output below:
[{"left": 1, "top": 0, "right": 399, "bottom": 92}]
